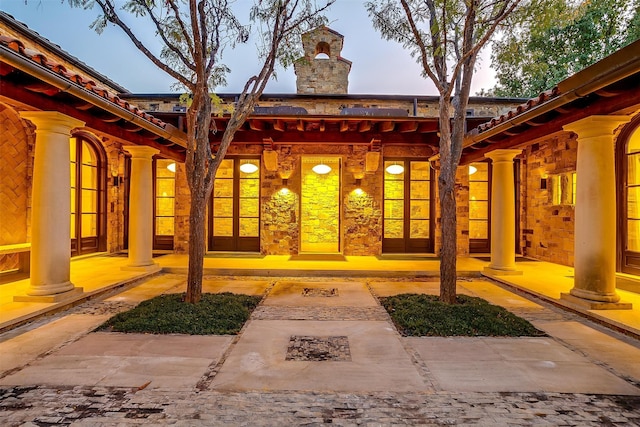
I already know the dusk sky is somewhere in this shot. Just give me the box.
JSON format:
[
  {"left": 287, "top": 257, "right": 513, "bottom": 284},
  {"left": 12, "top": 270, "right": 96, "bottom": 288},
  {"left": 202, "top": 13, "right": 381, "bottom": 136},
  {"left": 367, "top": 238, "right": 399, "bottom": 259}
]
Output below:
[{"left": 1, "top": 0, "right": 497, "bottom": 95}]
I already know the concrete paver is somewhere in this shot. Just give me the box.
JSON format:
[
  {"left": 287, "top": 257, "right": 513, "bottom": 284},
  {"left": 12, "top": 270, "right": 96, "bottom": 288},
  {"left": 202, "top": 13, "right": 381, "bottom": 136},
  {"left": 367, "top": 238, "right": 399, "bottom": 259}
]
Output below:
[
  {"left": 409, "top": 337, "right": 639, "bottom": 394},
  {"left": 211, "top": 320, "right": 428, "bottom": 392}
]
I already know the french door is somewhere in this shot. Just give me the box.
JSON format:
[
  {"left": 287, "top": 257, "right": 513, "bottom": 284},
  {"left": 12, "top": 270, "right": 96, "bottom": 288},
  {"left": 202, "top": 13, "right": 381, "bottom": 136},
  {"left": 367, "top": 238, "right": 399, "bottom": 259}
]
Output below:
[
  {"left": 208, "top": 157, "right": 260, "bottom": 252},
  {"left": 382, "top": 159, "right": 434, "bottom": 253},
  {"left": 70, "top": 135, "right": 106, "bottom": 256}
]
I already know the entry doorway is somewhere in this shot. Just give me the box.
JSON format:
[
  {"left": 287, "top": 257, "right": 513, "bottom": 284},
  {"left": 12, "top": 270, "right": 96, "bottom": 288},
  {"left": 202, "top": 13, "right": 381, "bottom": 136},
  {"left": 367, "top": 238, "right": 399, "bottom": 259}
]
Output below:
[
  {"left": 70, "top": 134, "right": 106, "bottom": 257},
  {"left": 208, "top": 157, "right": 261, "bottom": 252},
  {"left": 469, "top": 161, "right": 491, "bottom": 253},
  {"left": 382, "top": 159, "right": 434, "bottom": 253},
  {"left": 300, "top": 156, "right": 341, "bottom": 253}
]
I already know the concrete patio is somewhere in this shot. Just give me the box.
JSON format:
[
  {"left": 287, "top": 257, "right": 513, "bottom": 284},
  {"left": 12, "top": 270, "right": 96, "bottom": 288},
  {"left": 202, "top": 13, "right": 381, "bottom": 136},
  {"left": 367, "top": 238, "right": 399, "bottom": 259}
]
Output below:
[{"left": 1, "top": 257, "right": 640, "bottom": 425}]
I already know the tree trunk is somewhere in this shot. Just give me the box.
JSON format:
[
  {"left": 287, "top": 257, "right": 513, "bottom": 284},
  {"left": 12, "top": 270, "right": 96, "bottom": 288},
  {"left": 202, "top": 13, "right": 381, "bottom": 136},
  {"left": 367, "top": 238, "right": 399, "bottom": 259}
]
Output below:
[
  {"left": 438, "top": 99, "right": 458, "bottom": 304},
  {"left": 185, "top": 185, "right": 207, "bottom": 303},
  {"left": 183, "top": 89, "right": 214, "bottom": 304},
  {"left": 439, "top": 172, "right": 457, "bottom": 304}
]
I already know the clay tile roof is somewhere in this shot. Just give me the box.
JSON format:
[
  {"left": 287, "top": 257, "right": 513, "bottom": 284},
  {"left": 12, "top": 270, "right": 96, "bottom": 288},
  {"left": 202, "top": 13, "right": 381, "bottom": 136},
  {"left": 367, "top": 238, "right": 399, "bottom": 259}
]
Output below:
[
  {"left": 0, "top": 32, "right": 168, "bottom": 130},
  {"left": 476, "top": 87, "right": 562, "bottom": 133}
]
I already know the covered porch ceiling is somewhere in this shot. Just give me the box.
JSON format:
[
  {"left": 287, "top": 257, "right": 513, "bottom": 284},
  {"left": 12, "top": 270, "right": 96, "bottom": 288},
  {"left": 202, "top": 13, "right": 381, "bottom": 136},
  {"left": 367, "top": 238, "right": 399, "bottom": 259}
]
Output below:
[{"left": 459, "top": 39, "right": 640, "bottom": 164}]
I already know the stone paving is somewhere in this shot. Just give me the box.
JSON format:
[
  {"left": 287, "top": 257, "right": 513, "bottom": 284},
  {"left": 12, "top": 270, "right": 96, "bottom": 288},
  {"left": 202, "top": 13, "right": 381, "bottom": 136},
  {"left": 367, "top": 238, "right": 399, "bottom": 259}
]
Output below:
[
  {"left": 2, "top": 386, "right": 640, "bottom": 426},
  {"left": 1, "top": 274, "right": 640, "bottom": 426}
]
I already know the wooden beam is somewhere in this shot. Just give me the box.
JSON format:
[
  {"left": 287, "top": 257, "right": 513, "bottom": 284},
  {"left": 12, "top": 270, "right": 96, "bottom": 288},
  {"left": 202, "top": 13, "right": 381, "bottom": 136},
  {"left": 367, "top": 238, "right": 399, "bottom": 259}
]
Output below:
[
  {"left": 379, "top": 121, "right": 395, "bottom": 132},
  {"left": 398, "top": 121, "right": 418, "bottom": 133},
  {"left": 273, "top": 119, "right": 285, "bottom": 132},
  {"left": 358, "top": 120, "right": 371, "bottom": 132},
  {"left": 297, "top": 120, "right": 304, "bottom": 132},
  {"left": 319, "top": 120, "right": 325, "bottom": 132},
  {"left": 418, "top": 121, "right": 439, "bottom": 133},
  {"left": 249, "top": 120, "right": 264, "bottom": 131},
  {"left": 340, "top": 120, "right": 349, "bottom": 132}
]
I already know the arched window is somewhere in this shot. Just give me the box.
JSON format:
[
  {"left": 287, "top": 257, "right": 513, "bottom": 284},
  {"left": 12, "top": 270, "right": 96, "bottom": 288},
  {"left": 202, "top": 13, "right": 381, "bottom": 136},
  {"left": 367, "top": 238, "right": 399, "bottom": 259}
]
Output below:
[
  {"left": 70, "top": 133, "right": 106, "bottom": 256},
  {"left": 619, "top": 118, "right": 640, "bottom": 274}
]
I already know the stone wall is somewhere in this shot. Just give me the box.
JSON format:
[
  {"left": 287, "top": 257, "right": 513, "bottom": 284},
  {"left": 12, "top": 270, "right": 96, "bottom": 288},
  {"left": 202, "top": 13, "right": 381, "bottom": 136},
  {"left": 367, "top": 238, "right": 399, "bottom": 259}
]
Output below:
[
  {"left": 294, "top": 27, "right": 351, "bottom": 95},
  {"left": 102, "top": 140, "right": 126, "bottom": 253},
  {"left": 521, "top": 133, "right": 577, "bottom": 266},
  {"left": 130, "top": 95, "right": 521, "bottom": 120},
  {"left": 343, "top": 146, "right": 382, "bottom": 255},
  {"left": 261, "top": 145, "right": 300, "bottom": 255},
  {"left": 0, "top": 105, "right": 33, "bottom": 271}
]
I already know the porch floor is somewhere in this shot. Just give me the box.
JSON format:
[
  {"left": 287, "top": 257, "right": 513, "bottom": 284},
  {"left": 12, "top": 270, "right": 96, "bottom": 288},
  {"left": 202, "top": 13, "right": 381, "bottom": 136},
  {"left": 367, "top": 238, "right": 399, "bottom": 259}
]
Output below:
[{"left": 1, "top": 253, "right": 639, "bottom": 337}]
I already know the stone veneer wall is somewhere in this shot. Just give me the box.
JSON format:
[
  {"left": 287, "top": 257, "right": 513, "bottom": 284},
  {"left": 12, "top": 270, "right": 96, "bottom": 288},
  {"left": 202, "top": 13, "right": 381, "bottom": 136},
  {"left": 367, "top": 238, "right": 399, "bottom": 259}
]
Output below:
[
  {"left": 294, "top": 27, "right": 350, "bottom": 95},
  {"left": 173, "top": 161, "right": 190, "bottom": 254},
  {"left": 0, "top": 105, "right": 33, "bottom": 271},
  {"left": 262, "top": 145, "right": 300, "bottom": 254},
  {"left": 131, "top": 96, "right": 520, "bottom": 120},
  {"left": 521, "top": 133, "right": 577, "bottom": 266},
  {"left": 343, "top": 146, "right": 382, "bottom": 255},
  {"left": 98, "top": 140, "right": 122, "bottom": 253}
]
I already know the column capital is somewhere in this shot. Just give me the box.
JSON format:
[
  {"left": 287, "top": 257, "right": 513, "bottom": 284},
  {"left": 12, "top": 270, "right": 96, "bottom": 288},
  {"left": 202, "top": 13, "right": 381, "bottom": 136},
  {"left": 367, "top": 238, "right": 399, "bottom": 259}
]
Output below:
[
  {"left": 563, "top": 115, "right": 631, "bottom": 139},
  {"left": 19, "top": 111, "right": 84, "bottom": 135},
  {"left": 124, "top": 145, "right": 160, "bottom": 159},
  {"left": 484, "top": 149, "right": 522, "bottom": 163}
]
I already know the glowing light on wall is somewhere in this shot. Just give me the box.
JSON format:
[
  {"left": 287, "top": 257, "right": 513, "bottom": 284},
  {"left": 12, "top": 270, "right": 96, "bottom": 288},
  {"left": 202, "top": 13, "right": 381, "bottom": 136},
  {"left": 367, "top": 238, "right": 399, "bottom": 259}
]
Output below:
[
  {"left": 385, "top": 163, "right": 404, "bottom": 175},
  {"left": 167, "top": 162, "right": 176, "bottom": 173},
  {"left": 468, "top": 165, "right": 477, "bottom": 175},
  {"left": 240, "top": 162, "right": 259, "bottom": 174},
  {"left": 312, "top": 162, "right": 332, "bottom": 175}
]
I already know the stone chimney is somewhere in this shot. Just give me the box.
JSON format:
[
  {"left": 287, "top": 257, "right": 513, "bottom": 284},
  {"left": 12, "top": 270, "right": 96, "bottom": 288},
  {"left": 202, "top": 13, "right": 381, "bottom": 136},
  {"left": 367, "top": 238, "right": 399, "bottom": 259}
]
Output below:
[{"left": 294, "top": 27, "right": 352, "bottom": 94}]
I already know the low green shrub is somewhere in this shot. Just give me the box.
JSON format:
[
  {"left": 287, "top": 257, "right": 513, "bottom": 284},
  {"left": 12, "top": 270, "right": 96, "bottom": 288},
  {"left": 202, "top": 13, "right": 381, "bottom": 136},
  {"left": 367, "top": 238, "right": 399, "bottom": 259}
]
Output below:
[
  {"left": 380, "top": 293, "right": 545, "bottom": 337},
  {"left": 99, "top": 292, "right": 262, "bottom": 335}
]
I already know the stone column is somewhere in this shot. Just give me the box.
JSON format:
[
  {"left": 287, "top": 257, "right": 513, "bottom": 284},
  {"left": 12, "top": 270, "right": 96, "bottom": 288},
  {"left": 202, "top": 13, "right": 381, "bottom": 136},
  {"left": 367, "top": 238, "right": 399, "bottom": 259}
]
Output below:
[
  {"left": 484, "top": 149, "right": 522, "bottom": 275},
  {"left": 563, "top": 115, "right": 632, "bottom": 309},
  {"left": 19, "top": 112, "right": 84, "bottom": 297},
  {"left": 123, "top": 146, "right": 160, "bottom": 270}
]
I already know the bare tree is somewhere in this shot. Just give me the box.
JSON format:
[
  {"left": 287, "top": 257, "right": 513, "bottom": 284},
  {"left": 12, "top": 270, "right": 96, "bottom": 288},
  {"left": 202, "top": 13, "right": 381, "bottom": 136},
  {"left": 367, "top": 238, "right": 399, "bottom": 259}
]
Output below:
[
  {"left": 366, "top": 0, "right": 522, "bottom": 303},
  {"left": 72, "top": 0, "right": 333, "bottom": 303}
]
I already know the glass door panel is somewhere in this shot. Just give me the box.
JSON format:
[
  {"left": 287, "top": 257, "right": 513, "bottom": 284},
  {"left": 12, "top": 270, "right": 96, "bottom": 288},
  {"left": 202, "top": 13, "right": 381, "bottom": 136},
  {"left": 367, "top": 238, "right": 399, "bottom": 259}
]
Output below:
[
  {"left": 153, "top": 158, "right": 176, "bottom": 250},
  {"left": 383, "top": 159, "right": 433, "bottom": 253},
  {"left": 469, "top": 161, "right": 490, "bottom": 253},
  {"left": 209, "top": 158, "right": 260, "bottom": 251}
]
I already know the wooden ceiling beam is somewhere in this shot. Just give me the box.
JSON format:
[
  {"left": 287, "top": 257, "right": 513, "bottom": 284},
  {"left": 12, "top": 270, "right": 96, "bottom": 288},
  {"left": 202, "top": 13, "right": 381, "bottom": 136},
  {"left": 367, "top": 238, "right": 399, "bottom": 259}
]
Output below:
[
  {"left": 358, "top": 120, "right": 371, "bottom": 132},
  {"left": 398, "top": 121, "right": 418, "bottom": 133},
  {"left": 379, "top": 121, "right": 395, "bottom": 132}
]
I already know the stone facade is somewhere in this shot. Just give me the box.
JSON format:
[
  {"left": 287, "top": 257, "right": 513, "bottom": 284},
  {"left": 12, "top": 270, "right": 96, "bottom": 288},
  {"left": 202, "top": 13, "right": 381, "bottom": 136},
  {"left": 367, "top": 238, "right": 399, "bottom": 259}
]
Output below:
[
  {"left": 521, "top": 133, "right": 578, "bottom": 266},
  {"left": 294, "top": 27, "right": 351, "bottom": 95},
  {"left": 130, "top": 94, "right": 520, "bottom": 121},
  {"left": 0, "top": 105, "right": 33, "bottom": 272}
]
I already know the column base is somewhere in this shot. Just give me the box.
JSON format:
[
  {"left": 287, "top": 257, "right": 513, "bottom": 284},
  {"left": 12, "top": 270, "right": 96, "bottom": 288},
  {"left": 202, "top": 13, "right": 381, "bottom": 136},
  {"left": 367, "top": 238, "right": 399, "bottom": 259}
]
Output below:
[
  {"left": 14, "top": 286, "right": 84, "bottom": 303},
  {"left": 24, "top": 280, "right": 75, "bottom": 296},
  {"left": 121, "top": 262, "right": 161, "bottom": 273},
  {"left": 483, "top": 266, "right": 523, "bottom": 276},
  {"left": 561, "top": 293, "right": 632, "bottom": 310}
]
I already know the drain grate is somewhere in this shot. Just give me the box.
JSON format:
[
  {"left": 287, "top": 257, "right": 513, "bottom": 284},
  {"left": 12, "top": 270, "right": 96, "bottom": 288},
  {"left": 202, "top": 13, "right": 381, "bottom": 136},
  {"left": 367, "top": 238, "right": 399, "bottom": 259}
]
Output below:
[
  {"left": 285, "top": 335, "right": 351, "bottom": 361},
  {"left": 302, "top": 287, "right": 339, "bottom": 297}
]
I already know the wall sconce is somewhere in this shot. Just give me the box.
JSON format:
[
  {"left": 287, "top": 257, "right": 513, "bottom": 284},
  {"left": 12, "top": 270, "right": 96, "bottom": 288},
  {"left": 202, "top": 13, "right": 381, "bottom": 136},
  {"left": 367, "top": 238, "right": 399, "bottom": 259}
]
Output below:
[
  {"left": 540, "top": 178, "right": 548, "bottom": 190},
  {"left": 112, "top": 176, "right": 121, "bottom": 187},
  {"left": 282, "top": 178, "right": 288, "bottom": 186},
  {"left": 355, "top": 178, "right": 362, "bottom": 187}
]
